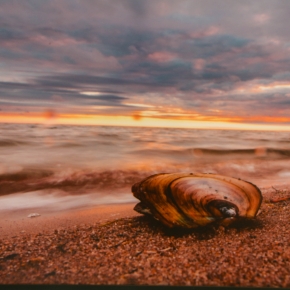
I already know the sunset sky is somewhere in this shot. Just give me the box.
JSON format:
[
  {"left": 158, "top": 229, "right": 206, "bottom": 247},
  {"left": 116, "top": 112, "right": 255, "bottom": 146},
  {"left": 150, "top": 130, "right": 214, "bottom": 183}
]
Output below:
[{"left": 1, "top": 0, "right": 290, "bottom": 130}]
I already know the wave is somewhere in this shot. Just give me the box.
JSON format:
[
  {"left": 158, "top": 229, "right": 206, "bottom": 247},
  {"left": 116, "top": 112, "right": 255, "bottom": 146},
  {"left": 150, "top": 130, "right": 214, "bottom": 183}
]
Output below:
[
  {"left": 0, "top": 168, "right": 151, "bottom": 197},
  {"left": 0, "top": 168, "right": 54, "bottom": 182},
  {"left": 55, "top": 142, "right": 83, "bottom": 148},
  {"left": 269, "top": 148, "right": 290, "bottom": 157},
  {"left": 97, "top": 133, "right": 122, "bottom": 139},
  {"left": 132, "top": 147, "right": 290, "bottom": 158},
  {"left": 1, "top": 148, "right": 290, "bottom": 197},
  {"left": 0, "top": 139, "right": 27, "bottom": 146},
  {"left": 198, "top": 148, "right": 290, "bottom": 157},
  {"left": 0, "top": 168, "right": 54, "bottom": 196}
]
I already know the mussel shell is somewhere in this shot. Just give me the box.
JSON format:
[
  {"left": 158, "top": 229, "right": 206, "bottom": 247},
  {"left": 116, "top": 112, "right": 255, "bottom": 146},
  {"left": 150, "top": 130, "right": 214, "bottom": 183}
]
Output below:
[{"left": 132, "top": 173, "right": 262, "bottom": 228}]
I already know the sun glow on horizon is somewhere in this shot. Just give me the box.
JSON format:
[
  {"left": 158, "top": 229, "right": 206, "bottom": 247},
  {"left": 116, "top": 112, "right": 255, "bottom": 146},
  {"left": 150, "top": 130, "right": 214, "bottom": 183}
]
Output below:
[{"left": 0, "top": 112, "right": 290, "bottom": 131}]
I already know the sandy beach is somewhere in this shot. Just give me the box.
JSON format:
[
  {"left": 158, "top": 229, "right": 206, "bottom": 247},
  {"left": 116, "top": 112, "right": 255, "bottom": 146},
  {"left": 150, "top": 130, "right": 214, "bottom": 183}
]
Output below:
[
  {"left": 0, "top": 183, "right": 290, "bottom": 286},
  {"left": 2, "top": 0, "right": 290, "bottom": 286},
  {"left": 0, "top": 203, "right": 139, "bottom": 239}
]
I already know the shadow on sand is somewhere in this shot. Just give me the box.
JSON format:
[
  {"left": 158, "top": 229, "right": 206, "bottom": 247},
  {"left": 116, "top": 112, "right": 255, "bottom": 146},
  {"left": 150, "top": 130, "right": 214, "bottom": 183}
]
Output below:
[{"left": 132, "top": 215, "right": 264, "bottom": 241}]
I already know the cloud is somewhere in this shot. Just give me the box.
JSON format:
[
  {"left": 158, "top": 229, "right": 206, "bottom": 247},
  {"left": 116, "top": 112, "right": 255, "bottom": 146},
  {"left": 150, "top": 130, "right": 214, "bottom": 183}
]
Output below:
[
  {"left": 81, "top": 94, "right": 127, "bottom": 101},
  {"left": 1, "top": 0, "right": 290, "bottom": 125}
]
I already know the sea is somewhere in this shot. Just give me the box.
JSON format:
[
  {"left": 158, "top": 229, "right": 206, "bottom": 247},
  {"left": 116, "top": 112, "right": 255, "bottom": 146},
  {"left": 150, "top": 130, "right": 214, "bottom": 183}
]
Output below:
[{"left": 0, "top": 123, "right": 290, "bottom": 214}]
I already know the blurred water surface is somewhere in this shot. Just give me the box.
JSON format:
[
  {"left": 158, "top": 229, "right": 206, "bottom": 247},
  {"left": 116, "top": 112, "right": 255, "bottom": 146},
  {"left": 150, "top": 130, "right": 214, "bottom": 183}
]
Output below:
[{"left": 0, "top": 123, "right": 289, "bottom": 212}]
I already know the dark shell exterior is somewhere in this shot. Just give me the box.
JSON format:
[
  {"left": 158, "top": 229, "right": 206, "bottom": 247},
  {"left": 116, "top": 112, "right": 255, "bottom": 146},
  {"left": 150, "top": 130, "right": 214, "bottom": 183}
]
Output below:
[{"left": 132, "top": 173, "right": 263, "bottom": 228}]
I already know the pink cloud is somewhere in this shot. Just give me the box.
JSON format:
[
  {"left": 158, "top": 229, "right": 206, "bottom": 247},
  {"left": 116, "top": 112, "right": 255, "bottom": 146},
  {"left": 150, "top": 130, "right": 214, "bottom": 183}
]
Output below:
[
  {"left": 189, "top": 26, "right": 221, "bottom": 39},
  {"left": 193, "top": 58, "right": 206, "bottom": 70},
  {"left": 254, "top": 13, "right": 270, "bottom": 24},
  {"left": 147, "top": 51, "right": 177, "bottom": 62}
]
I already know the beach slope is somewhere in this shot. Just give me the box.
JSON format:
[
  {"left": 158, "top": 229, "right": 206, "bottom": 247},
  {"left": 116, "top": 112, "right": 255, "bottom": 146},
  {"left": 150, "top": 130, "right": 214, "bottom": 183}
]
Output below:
[{"left": 0, "top": 184, "right": 290, "bottom": 286}]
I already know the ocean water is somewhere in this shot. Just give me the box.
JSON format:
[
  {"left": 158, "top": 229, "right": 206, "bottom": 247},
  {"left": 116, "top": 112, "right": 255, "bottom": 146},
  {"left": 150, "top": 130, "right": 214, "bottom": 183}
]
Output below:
[{"left": 0, "top": 123, "right": 290, "bottom": 213}]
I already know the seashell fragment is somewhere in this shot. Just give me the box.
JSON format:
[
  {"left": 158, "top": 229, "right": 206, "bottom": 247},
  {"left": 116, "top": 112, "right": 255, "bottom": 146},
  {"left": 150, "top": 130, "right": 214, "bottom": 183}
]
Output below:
[{"left": 132, "top": 173, "right": 262, "bottom": 228}]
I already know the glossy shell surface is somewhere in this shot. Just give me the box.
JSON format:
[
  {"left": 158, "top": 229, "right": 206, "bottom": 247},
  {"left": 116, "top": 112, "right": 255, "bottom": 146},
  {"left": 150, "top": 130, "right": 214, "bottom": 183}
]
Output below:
[{"left": 132, "top": 173, "right": 262, "bottom": 228}]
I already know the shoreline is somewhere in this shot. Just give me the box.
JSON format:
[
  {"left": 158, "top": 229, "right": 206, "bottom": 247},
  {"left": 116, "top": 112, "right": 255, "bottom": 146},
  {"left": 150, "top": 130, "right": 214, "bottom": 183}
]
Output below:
[
  {"left": 0, "top": 183, "right": 290, "bottom": 286},
  {"left": 0, "top": 202, "right": 139, "bottom": 238},
  {"left": 1, "top": 182, "right": 287, "bottom": 238}
]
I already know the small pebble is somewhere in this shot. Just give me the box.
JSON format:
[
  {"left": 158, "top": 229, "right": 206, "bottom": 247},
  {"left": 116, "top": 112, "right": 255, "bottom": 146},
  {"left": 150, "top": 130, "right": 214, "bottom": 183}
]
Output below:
[{"left": 27, "top": 213, "right": 41, "bottom": 218}]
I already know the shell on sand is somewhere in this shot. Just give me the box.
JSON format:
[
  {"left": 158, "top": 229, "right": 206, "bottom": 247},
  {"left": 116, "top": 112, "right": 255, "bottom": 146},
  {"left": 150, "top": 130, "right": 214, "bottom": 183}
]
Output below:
[{"left": 132, "top": 173, "right": 263, "bottom": 228}]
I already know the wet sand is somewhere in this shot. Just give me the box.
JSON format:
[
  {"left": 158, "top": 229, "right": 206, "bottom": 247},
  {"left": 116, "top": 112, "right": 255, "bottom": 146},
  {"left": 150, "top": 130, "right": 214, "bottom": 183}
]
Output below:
[
  {"left": 0, "top": 203, "right": 139, "bottom": 238},
  {"left": 1, "top": 184, "right": 290, "bottom": 286}
]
